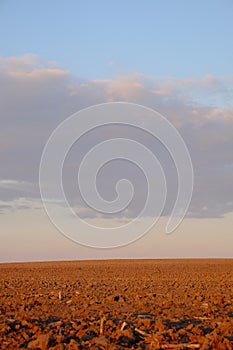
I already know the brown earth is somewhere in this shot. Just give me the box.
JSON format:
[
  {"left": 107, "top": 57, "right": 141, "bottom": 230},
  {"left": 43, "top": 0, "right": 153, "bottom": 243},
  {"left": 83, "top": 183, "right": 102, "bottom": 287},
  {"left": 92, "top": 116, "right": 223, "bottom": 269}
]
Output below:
[{"left": 0, "top": 259, "right": 232, "bottom": 349}]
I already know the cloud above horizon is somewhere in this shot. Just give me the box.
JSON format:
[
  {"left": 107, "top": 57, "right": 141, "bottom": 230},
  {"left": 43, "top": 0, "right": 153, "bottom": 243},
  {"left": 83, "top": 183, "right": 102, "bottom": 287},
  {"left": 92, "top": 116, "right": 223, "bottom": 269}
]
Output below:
[{"left": 1, "top": 54, "right": 233, "bottom": 220}]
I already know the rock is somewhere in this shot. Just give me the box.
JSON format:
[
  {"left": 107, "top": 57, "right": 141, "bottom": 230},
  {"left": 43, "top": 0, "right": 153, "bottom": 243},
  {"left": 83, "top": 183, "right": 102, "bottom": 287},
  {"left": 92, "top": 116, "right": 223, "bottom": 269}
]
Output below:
[
  {"left": 90, "top": 336, "right": 109, "bottom": 349},
  {"left": 27, "top": 334, "right": 49, "bottom": 350}
]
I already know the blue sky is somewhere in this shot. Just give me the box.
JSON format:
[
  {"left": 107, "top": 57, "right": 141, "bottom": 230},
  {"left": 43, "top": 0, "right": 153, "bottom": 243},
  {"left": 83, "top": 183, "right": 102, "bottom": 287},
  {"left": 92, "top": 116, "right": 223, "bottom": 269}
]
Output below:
[
  {"left": 1, "top": 0, "right": 233, "bottom": 79},
  {"left": 0, "top": 1, "right": 233, "bottom": 261}
]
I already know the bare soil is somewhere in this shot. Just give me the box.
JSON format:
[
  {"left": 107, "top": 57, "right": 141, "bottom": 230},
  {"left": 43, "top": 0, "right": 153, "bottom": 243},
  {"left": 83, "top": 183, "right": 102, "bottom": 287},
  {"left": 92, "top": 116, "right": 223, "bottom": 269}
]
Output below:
[{"left": 0, "top": 259, "right": 232, "bottom": 349}]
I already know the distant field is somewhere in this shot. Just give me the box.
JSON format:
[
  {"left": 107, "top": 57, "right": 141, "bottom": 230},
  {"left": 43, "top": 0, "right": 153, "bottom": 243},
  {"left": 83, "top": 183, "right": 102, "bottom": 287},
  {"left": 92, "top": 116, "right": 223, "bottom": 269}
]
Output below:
[{"left": 0, "top": 259, "right": 232, "bottom": 349}]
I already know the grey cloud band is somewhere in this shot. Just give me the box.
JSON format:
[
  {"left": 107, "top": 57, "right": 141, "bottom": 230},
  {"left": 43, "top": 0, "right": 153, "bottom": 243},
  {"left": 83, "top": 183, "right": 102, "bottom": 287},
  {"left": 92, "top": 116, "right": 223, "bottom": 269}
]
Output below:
[{"left": 39, "top": 102, "right": 193, "bottom": 248}]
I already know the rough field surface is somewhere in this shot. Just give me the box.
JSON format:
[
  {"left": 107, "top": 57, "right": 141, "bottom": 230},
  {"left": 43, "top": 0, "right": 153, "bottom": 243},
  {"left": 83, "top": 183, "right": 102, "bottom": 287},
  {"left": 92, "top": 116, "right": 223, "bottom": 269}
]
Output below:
[{"left": 0, "top": 259, "right": 232, "bottom": 349}]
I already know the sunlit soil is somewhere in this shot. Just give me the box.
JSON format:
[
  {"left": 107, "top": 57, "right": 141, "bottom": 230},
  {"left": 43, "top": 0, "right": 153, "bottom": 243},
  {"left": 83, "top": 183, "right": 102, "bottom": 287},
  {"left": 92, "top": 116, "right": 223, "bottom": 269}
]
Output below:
[{"left": 0, "top": 259, "right": 232, "bottom": 349}]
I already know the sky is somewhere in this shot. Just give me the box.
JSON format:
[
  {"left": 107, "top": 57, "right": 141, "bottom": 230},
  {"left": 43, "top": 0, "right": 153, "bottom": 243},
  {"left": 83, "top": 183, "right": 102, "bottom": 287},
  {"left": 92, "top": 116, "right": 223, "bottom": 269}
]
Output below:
[{"left": 0, "top": 0, "right": 233, "bottom": 261}]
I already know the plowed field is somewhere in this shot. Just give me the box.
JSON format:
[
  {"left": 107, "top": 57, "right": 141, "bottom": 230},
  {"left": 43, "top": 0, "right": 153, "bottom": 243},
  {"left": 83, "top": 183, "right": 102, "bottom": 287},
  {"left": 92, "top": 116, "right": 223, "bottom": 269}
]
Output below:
[{"left": 0, "top": 259, "right": 232, "bottom": 349}]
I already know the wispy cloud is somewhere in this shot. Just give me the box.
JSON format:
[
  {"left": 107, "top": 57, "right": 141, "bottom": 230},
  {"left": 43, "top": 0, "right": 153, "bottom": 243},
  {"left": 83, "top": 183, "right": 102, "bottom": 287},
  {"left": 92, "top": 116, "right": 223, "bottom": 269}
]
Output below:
[
  {"left": 0, "top": 179, "right": 34, "bottom": 190},
  {"left": 0, "top": 197, "right": 43, "bottom": 214}
]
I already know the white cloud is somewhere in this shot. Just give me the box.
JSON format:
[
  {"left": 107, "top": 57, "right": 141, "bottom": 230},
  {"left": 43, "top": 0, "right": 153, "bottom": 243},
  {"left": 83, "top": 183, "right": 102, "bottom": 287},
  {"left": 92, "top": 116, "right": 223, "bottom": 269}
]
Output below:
[
  {"left": 0, "top": 179, "right": 34, "bottom": 190},
  {"left": 0, "top": 197, "right": 43, "bottom": 213},
  {"left": 0, "top": 54, "right": 63, "bottom": 74},
  {"left": 0, "top": 54, "right": 233, "bottom": 219}
]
